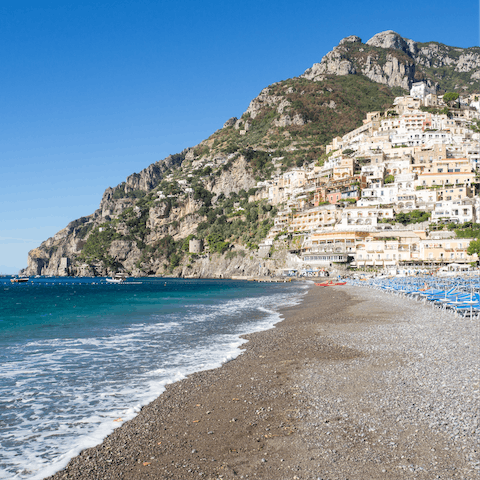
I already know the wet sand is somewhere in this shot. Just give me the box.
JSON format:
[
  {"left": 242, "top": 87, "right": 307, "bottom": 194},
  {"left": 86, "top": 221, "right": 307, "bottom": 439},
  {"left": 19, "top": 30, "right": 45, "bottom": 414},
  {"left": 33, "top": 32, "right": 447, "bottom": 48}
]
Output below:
[{"left": 45, "top": 286, "right": 478, "bottom": 479}]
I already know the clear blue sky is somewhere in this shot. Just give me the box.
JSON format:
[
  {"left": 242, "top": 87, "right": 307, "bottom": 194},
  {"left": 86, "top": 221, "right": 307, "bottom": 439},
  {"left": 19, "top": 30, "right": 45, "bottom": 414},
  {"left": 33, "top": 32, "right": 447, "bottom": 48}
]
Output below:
[{"left": 1, "top": 0, "right": 478, "bottom": 273}]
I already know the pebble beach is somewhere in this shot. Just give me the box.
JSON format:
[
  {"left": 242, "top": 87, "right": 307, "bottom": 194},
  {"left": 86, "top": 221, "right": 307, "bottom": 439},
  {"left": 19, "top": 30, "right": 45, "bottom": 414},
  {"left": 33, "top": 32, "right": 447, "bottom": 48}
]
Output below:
[{"left": 45, "top": 285, "right": 479, "bottom": 479}]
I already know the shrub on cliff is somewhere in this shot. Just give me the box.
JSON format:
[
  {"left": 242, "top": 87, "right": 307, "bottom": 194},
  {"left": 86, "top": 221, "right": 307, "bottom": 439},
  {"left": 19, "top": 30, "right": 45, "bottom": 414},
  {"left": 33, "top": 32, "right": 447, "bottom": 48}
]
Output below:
[
  {"left": 78, "top": 224, "right": 121, "bottom": 268},
  {"left": 193, "top": 184, "right": 214, "bottom": 207}
]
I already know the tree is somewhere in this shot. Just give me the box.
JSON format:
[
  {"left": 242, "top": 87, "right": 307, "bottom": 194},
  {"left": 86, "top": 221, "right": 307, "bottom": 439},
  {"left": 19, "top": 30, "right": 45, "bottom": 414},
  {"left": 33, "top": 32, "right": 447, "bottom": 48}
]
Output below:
[
  {"left": 193, "top": 184, "right": 214, "bottom": 207},
  {"left": 395, "top": 210, "right": 430, "bottom": 225},
  {"left": 396, "top": 212, "right": 409, "bottom": 225},
  {"left": 443, "top": 92, "right": 459, "bottom": 107},
  {"left": 467, "top": 239, "right": 480, "bottom": 257},
  {"left": 384, "top": 174, "right": 395, "bottom": 184}
]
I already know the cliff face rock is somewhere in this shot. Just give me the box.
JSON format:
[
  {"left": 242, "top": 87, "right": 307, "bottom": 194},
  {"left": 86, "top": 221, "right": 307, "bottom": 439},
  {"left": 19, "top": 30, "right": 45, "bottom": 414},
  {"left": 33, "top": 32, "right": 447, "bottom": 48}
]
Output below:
[
  {"left": 360, "top": 53, "right": 415, "bottom": 90},
  {"left": 178, "top": 239, "right": 293, "bottom": 279},
  {"left": 455, "top": 53, "right": 480, "bottom": 72},
  {"left": 366, "top": 30, "right": 417, "bottom": 56},
  {"left": 303, "top": 30, "right": 480, "bottom": 92},
  {"left": 303, "top": 48, "right": 357, "bottom": 79},
  {"left": 244, "top": 87, "right": 282, "bottom": 119},
  {"left": 147, "top": 196, "right": 203, "bottom": 243},
  {"left": 101, "top": 198, "right": 135, "bottom": 219},
  {"left": 303, "top": 32, "right": 415, "bottom": 89},
  {"left": 223, "top": 117, "right": 237, "bottom": 128},
  {"left": 339, "top": 35, "right": 362, "bottom": 45},
  {"left": 273, "top": 113, "right": 306, "bottom": 127},
  {"left": 22, "top": 151, "right": 265, "bottom": 277},
  {"left": 100, "top": 151, "right": 186, "bottom": 207},
  {"left": 211, "top": 156, "right": 257, "bottom": 197}
]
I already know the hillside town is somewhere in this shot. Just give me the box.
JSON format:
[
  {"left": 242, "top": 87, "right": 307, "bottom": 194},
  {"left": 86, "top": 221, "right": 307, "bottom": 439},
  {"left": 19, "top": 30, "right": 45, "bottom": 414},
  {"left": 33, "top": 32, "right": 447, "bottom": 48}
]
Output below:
[{"left": 253, "top": 83, "right": 480, "bottom": 273}]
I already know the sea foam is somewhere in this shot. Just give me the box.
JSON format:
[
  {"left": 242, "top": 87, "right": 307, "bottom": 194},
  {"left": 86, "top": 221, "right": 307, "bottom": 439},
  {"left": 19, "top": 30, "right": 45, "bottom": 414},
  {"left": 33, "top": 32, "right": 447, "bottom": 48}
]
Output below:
[{"left": 0, "top": 279, "right": 307, "bottom": 479}]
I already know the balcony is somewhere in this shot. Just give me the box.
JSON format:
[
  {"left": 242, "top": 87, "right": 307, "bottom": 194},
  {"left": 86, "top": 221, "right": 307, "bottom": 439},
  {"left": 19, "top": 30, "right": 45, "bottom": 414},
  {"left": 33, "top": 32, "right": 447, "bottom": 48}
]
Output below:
[{"left": 311, "top": 246, "right": 348, "bottom": 254}]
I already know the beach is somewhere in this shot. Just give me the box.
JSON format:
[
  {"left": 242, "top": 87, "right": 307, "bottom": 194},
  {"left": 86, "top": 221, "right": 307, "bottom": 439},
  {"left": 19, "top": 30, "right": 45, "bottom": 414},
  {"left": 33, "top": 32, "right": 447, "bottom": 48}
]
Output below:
[{"left": 45, "top": 285, "right": 479, "bottom": 479}]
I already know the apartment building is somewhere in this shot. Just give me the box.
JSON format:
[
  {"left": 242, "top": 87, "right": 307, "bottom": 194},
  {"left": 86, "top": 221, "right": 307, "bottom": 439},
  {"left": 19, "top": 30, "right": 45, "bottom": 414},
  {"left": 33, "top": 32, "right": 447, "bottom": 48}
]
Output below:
[
  {"left": 419, "top": 238, "right": 476, "bottom": 264},
  {"left": 416, "top": 171, "right": 474, "bottom": 188},
  {"left": 339, "top": 206, "right": 394, "bottom": 227},
  {"left": 431, "top": 199, "right": 476, "bottom": 224}
]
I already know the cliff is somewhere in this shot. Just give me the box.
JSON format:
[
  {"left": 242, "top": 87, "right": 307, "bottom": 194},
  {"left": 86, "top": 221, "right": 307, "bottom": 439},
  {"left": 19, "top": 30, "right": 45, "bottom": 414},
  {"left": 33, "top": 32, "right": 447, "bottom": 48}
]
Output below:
[{"left": 303, "top": 30, "right": 480, "bottom": 93}]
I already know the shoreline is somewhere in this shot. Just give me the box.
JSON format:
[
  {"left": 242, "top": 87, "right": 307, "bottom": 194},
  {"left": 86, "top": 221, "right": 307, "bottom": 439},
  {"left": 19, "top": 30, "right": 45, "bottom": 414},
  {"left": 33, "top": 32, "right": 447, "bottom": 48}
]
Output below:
[{"left": 45, "top": 285, "right": 479, "bottom": 479}]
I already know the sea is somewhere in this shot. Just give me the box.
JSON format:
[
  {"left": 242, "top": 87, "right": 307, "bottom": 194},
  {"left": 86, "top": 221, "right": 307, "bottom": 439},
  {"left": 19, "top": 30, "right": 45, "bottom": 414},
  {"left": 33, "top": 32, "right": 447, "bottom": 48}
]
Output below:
[{"left": 0, "top": 276, "right": 308, "bottom": 480}]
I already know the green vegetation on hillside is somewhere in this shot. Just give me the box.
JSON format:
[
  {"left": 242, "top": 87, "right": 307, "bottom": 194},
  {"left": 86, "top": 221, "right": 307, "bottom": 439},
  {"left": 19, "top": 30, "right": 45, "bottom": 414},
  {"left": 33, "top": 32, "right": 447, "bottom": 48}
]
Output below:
[
  {"left": 205, "top": 74, "right": 401, "bottom": 177},
  {"left": 78, "top": 224, "right": 121, "bottom": 269},
  {"left": 415, "top": 43, "right": 480, "bottom": 93},
  {"left": 395, "top": 210, "right": 431, "bottom": 225},
  {"left": 453, "top": 222, "right": 480, "bottom": 238},
  {"left": 196, "top": 192, "right": 276, "bottom": 252}
]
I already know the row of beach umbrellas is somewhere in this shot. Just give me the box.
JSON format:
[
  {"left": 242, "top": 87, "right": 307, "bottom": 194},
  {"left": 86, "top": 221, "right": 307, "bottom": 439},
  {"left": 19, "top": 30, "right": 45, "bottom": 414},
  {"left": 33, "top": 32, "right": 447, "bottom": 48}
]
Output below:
[{"left": 348, "top": 275, "right": 480, "bottom": 318}]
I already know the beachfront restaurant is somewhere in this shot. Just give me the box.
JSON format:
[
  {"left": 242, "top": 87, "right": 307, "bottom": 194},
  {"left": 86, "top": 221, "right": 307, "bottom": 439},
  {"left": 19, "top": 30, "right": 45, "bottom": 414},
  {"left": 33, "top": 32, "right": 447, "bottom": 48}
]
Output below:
[
  {"left": 301, "top": 231, "right": 359, "bottom": 266},
  {"left": 302, "top": 253, "right": 348, "bottom": 265}
]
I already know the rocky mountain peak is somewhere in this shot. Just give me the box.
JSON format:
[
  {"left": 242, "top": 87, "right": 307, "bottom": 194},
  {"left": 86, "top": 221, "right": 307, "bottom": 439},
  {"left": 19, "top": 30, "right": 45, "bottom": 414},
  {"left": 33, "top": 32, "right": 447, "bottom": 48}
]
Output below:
[
  {"left": 339, "top": 35, "right": 362, "bottom": 45},
  {"left": 366, "top": 30, "right": 417, "bottom": 56},
  {"left": 303, "top": 30, "right": 480, "bottom": 93}
]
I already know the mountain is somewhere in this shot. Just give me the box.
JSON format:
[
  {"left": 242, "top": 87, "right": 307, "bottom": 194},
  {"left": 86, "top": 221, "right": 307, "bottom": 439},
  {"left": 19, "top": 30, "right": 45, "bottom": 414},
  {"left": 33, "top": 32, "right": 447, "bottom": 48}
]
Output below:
[
  {"left": 22, "top": 31, "right": 480, "bottom": 278},
  {"left": 303, "top": 30, "right": 480, "bottom": 93}
]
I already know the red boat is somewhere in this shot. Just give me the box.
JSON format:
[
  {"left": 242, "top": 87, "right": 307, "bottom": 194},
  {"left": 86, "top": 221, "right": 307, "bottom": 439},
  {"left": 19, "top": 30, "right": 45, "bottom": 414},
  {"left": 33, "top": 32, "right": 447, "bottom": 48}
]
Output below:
[{"left": 315, "top": 281, "right": 347, "bottom": 286}]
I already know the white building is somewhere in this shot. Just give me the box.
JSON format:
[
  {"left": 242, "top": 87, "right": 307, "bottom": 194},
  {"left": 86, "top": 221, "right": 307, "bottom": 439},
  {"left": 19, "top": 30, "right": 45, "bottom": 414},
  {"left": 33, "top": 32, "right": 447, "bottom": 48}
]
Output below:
[
  {"left": 358, "top": 183, "right": 399, "bottom": 206},
  {"left": 339, "top": 207, "right": 394, "bottom": 228},
  {"left": 410, "top": 82, "right": 435, "bottom": 100},
  {"left": 431, "top": 200, "right": 476, "bottom": 224}
]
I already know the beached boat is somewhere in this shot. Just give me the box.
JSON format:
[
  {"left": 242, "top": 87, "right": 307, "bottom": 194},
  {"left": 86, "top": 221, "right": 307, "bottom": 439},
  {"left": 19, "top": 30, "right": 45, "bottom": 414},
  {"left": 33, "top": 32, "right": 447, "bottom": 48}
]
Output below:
[
  {"left": 315, "top": 280, "right": 347, "bottom": 287},
  {"left": 11, "top": 277, "right": 29, "bottom": 283}
]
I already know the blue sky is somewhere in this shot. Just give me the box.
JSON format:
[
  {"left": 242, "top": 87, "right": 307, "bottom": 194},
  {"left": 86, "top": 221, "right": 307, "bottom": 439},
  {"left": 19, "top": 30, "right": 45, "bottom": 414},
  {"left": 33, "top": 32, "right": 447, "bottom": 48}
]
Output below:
[{"left": 1, "top": 0, "right": 479, "bottom": 273}]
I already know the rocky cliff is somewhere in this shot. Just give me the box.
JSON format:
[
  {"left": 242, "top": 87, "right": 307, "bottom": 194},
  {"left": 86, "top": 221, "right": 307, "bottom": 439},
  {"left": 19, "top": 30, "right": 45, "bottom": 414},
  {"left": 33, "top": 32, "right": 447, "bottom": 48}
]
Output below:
[
  {"left": 303, "top": 30, "right": 480, "bottom": 93},
  {"left": 22, "top": 30, "right": 480, "bottom": 278}
]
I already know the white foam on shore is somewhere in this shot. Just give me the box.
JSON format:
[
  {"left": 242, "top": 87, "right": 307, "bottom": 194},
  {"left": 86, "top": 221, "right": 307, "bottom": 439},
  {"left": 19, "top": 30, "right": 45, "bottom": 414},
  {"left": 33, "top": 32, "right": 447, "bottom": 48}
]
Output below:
[{"left": 0, "top": 282, "right": 309, "bottom": 480}]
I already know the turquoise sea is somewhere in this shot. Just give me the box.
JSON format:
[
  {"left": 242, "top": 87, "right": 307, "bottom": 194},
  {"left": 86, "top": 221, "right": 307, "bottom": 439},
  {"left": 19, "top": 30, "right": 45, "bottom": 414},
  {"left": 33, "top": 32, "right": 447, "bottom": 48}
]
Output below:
[{"left": 0, "top": 277, "right": 307, "bottom": 479}]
